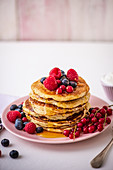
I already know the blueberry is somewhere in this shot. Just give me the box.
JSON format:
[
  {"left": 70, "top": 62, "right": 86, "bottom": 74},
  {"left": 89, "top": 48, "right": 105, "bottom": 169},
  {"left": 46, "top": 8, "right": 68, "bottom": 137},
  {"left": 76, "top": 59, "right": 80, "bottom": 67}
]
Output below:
[
  {"left": 21, "top": 112, "right": 26, "bottom": 118},
  {"left": 15, "top": 118, "right": 23, "bottom": 130},
  {"left": 15, "top": 108, "right": 21, "bottom": 112},
  {"left": 62, "top": 78, "right": 69, "bottom": 86},
  {"left": 18, "top": 104, "right": 23, "bottom": 110},
  {"left": 1, "top": 139, "right": 9, "bottom": 147},
  {"left": 10, "top": 104, "right": 18, "bottom": 111},
  {"left": 61, "top": 70, "right": 66, "bottom": 76},
  {"left": 36, "top": 127, "right": 43, "bottom": 133},
  {"left": 9, "top": 150, "right": 19, "bottom": 159},
  {"left": 69, "top": 81, "right": 77, "bottom": 88},
  {"left": 60, "top": 75, "right": 67, "bottom": 82},
  {"left": 40, "top": 77, "right": 46, "bottom": 84},
  {"left": 89, "top": 108, "right": 94, "bottom": 113},
  {"left": 23, "top": 122, "right": 29, "bottom": 127}
]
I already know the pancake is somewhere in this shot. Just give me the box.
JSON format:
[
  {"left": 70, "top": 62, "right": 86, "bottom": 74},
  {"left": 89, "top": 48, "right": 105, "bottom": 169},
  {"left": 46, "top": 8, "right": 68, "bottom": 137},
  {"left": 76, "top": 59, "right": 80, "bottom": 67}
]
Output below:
[
  {"left": 31, "top": 76, "right": 89, "bottom": 101},
  {"left": 29, "top": 91, "right": 90, "bottom": 109},
  {"left": 23, "top": 69, "right": 90, "bottom": 133},
  {"left": 29, "top": 97, "right": 89, "bottom": 115},
  {"left": 25, "top": 109, "right": 87, "bottom": 132},
  {"left": 23, "top": 98, "right": 90, "bottom": 120}
]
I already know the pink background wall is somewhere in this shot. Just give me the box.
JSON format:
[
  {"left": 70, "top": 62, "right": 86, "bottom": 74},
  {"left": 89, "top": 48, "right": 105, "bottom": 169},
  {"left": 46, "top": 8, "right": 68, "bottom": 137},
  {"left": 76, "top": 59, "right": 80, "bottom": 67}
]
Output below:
[{"left": 0, "top": 0, "right": 113, "bottom": 41}]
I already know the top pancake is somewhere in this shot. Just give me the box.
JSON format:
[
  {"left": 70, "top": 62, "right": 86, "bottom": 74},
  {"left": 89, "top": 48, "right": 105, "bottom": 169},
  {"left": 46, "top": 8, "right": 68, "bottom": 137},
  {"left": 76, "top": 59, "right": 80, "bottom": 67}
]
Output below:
[{"left": 31, "top": 76, "right": 90, "bottom": 101}]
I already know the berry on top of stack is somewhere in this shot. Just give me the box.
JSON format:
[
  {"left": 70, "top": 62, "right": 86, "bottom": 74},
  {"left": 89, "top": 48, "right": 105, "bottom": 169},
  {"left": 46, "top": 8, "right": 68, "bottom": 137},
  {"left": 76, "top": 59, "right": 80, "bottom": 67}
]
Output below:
[{"left": 23, "top": 67, "right": 90, "bottom": 133}]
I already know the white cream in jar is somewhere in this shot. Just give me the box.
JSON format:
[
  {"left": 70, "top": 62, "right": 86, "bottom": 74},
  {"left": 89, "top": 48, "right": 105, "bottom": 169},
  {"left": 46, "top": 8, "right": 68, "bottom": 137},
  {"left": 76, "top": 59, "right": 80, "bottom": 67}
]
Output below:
[{"left": 101, "top": 72, "right": 113, "bottom": 86}]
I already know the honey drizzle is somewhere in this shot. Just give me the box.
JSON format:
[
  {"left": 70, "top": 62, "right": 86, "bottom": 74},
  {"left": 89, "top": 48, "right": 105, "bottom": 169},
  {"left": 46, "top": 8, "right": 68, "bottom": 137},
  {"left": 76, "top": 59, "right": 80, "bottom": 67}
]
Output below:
[{"left": 36, "top": 130, "right": 65, "bottom": 138}]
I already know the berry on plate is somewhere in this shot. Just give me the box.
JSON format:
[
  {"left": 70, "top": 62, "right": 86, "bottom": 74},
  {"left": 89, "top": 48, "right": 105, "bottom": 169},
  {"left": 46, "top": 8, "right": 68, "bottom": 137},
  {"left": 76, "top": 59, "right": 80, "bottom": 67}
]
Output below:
[
  {"left": 22, "top": 117, "right": 28, "bottom": 122},
  {"left": 7, "top": 111, "right": 21, "bottom": 123},
  {"left": 10, "top": 104, "right": 18, "bottom": 111},
  {"left": 15, "top": 118, "right": 23, "bottom": 130},
  {"left": 67, "top": 69, "right": 78, "bottom": 82},
  {"left": 36, "top": 127, "right": 43, "bottom": 133},
  {"left": 43, "top": 76, "right": 58, "bottom": 91},
  {"left": 24, "top": 122, "right": 36, "bottom": 134}
]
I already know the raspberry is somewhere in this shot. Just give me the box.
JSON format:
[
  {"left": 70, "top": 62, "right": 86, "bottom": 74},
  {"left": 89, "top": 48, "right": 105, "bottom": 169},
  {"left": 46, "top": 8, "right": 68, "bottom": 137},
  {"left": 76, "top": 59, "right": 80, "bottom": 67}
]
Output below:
[
  {"left": 49, "top": 67, "right": 61, "bottom": 79},
  {"left": 24, "top": 122, "right": 36, "bottom": 134},
  {"left": 43, "top": 76, "right": 58, "bottom": 91},
  {"left": 66, "top": 86, "right": 73, "bottom": 93},
  {"left": 56, "top": 88, "right": 62, "bottom": 94},
  {"left": 67, "top": 69, "right": 78, "bottom": 82},
  {"left": 7, "top": 111, "right": 21, "bottom": 123}
]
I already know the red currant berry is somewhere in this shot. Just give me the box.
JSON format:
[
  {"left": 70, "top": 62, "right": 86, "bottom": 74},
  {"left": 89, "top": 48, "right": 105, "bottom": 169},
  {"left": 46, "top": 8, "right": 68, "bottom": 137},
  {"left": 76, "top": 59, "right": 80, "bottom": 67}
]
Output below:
[
  {"left": 66, "top": 86, "right": 73, "bottom": 93},
  {"left": 83, "top": 126, "right": 88, "bottom": 134},
  {"left": 22, "top": 117, "right": 28, "bottom": 122},
  {"left": 103, "top": 106, "right": 108, "bottom": 110},
  {"left": 86, "top": 118, "right": 90, "bottom": 124},
  {"left": 89, "top": 113, "right": 95, "bottom": 119},
  {"left": 88, "top": 125, "right": 96, "bottom": 133},
  {"left": 107, "top": 109, "right": 112, "bottom": 116},
  {"left": 97, "top": 124, "right": 103, "bottom": 132},
  {"left": 81, "top": 118, "right": 87, "bottom": 125},
  {"left": 91, "top": 117, "right": 97, "bottom": 123},
  {"left": 106, "top": 117, "right": 111, "bottom": 124},
  {"left": 56, "top": 80, "right": 61, "bottom": 85},
  {"left": 99, "top": 118, "right": 105, "bottom": 124},
  {"left": 63, "top": 130, "right": 70, "bottom": 137},
  {"left": 75, "top": 131, "right": 80, "bottom": 137},
  {"left": 94, "top": 122, "right": 99, "bottom": 127},
  {"left": 69, "top": 133, "right": 73, "bottom": 139},
  {"left": 70, "top": 128, "right": 74, "bottom": 133},
  {"left": 95, "top": 107, "right": 99, "bottom": 110},
  {"left": 56, "top": 88, "right": 62, "bottom": 94},
  {"left": 60, "top": 85, "right": 66, "bottom": 91},
  {"left": 77, "top": 127, "right": 82, "bottom": 132},
  {"left": 100, "top": 108, "right": 106, "bottom": 116},
  {"left": 96, "top": 112, "right": 102, "bottom": 119},
  {"left": 77, "top": 122, "right": 83, "bottom": 128},
  {"left": 91, "top": 109, "right": 97, "bottom": 114}
]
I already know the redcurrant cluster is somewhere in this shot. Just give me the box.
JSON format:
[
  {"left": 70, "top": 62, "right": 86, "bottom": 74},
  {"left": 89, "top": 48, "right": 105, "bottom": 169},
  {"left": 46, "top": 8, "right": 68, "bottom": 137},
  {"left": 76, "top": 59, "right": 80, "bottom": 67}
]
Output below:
[{"left": 63, "top": 105, "right": 112, "bottom": 139}]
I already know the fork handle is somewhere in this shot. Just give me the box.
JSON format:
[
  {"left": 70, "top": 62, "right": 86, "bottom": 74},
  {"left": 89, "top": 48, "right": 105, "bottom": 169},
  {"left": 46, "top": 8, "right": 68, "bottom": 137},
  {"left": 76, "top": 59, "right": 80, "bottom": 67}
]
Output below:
[{"left": 90, "top": 138, "right": 113, "bottom": 168}]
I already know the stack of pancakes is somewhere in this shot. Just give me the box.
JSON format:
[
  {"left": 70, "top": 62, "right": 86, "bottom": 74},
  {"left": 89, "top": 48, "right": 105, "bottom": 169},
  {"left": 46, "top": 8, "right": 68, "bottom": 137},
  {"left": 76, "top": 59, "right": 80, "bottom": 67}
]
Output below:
[{"left": 23, "top": 76, "right": 90, "bottom": 133}]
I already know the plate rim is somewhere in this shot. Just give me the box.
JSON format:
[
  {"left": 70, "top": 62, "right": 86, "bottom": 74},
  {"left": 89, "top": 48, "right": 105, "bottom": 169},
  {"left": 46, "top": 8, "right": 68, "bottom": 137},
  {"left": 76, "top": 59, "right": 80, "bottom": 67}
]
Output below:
[{"left": 1, "top": 95, "right": 112, "bottom": 144}]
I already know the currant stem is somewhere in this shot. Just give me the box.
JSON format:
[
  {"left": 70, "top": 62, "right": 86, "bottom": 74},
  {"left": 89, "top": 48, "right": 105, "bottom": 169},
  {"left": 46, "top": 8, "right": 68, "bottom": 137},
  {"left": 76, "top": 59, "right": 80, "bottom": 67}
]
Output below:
[{"left": 108, "top": 104, "right": 113, "bottom": 108}]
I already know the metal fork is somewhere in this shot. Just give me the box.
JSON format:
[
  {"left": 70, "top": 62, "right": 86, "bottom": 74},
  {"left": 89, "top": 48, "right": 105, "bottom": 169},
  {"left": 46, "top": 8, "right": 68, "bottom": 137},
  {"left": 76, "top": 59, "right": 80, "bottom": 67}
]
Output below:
[{"left": 90, "top": 126, "right": 113, "bottom": 168}]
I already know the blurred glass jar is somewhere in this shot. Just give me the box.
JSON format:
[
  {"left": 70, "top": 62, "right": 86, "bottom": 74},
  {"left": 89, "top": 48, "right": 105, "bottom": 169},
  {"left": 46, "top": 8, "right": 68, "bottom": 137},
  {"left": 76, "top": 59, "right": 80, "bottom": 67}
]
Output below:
[{"left": 101, "top": 72, "right": 113, "bottom": 101}]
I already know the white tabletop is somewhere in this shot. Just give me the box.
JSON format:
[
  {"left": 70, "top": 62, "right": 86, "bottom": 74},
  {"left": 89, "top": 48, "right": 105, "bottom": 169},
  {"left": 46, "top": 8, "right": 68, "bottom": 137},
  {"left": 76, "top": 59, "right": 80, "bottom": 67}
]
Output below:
[{"left": 0, "top": 42, "right": 113, "bottom": 170}]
